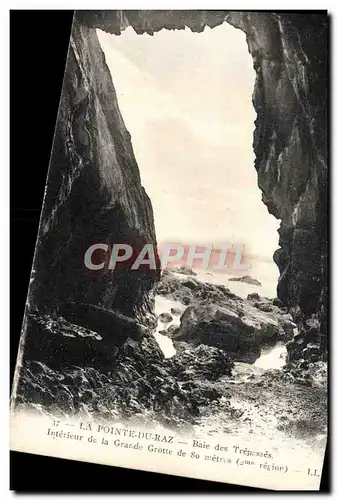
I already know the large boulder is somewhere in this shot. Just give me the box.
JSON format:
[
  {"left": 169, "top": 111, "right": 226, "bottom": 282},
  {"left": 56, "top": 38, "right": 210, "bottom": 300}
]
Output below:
[
  {"left": 156, "top": 271, "right": 288, "bottom": 353},
  {"left": 174, "top": 304, "right": 262, "bottom": 363}
]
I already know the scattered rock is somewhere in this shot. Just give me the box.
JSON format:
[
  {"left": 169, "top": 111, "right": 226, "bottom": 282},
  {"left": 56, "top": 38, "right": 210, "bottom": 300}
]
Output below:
[
  {"left": 228, "top": 276, "right": 262, "bottom": 286},
  {"left": 174, "top": 304, "right": 262, "bottom": 363},
  {"left": 158, "top": 312, "right": 173, "bottom": 324},
  {"left": 170, "top": 307, "right": 184, "bottom": 316},
  {"left": 255, "top": 302, "right": 273, "bottom": 313},
  {"left": 247, "top": 293, "right": 261, "bottom": 301},
  {"left": 181, "top": 278, "right": 200, "bottom": 291},
  {"left": 273, "top": 297, "right": 284, "bottom": 308},
  {"left": 166, "top": 325, "right": 179, "bottom": 338},
  {"left": 166, "top": 343, "right": 233, "bottom": 382},
  {"left": 157, "top": 271, "right": 285, "bottom": 351}
]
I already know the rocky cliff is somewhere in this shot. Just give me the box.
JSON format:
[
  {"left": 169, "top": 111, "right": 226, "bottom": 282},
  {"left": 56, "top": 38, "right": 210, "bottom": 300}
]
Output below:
[
  {"left": 29, "top": 21, "right": 160, "bottom": 331},
  {"left": 74, "top": 10, "right": 327, "bottom": 361}
]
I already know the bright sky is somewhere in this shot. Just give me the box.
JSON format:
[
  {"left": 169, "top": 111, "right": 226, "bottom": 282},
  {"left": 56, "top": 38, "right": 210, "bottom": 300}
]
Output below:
[{"left": 97, "top": 24, "right": 280, "bottom": 263}]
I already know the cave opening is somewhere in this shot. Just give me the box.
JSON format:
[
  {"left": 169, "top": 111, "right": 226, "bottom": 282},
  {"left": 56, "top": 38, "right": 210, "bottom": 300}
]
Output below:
[{"left": 97, "top": 23, "right": 280, "bottom": 300}]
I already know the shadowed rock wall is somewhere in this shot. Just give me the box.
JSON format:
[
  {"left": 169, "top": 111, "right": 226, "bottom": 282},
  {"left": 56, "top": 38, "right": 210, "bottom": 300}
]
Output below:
[{"left": 30, "top": 20, "right": 160, "bottom": 330}]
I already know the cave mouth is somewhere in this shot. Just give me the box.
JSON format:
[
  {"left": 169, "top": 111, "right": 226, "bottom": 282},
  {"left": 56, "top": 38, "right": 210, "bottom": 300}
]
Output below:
[{"left": 97, "top": 23, "right": 280, "bottom": 299}]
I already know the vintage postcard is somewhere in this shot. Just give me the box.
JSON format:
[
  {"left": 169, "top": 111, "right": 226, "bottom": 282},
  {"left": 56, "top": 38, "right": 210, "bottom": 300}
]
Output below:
[{"left": 10, "top": 10, "right": 328, "bottom": 491}]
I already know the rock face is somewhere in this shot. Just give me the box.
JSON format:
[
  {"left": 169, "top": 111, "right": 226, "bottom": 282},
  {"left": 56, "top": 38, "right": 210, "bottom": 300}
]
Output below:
[
  {"left": 15, "top": 316, "right": 233, "bottom": 425},
  {"left": 175, "top": 304, "right": 262, "bottom": 363},
  {"left": 75, "top": 10, "right": 327, "bottom": 362},
  {"left": 29, "top": 21, "right": 159, "bottom": 332},
  {"left": 19, "top": 12, "right": 327, "bottom": 367},
  {"left": 228, "top": 276, "right": 262, "bottom": 286}
]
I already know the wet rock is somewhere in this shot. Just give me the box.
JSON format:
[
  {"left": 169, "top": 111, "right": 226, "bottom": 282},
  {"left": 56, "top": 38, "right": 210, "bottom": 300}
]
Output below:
[
  {"left": 156, "top": 272, "right": 285, "bottom": 354},
  {"left": 302, "top": 343, "right": 320, "bottom": 362},
  {"left": 228, "top": 276, "right": 262, "bottom": 286},
  {"left": 166, "top": 325, "right": 179, "bottom": 338},
  {"left": 273, "top": 297, "right": 284, "bottom": 308},
  {"left": 157, "top": 270, "right": 234, "bottom": 305},
  {"left": 166, "top": 343, "right": 233, "bottom": 381},
  {"left": 286, "top": 315, "right": 321, "bottom": 362},
  {"left": 278, "top": 317, "right": 297, "bottom": 339},
  {"left": 181, "top": 278, "right": 200, "bottom": 291},
  {"left": 255, "top": 302, "right": 273, "bottom": 313},
  {"left": 17, "top": 311, "right": 233, "bottom": 426},
  {"left": 22, "top": 312, "right": 120, "bottom": 371},
  {"left": 59, "top": 302, "right": 147, "bottom": 344},
  {"left": 170, "top": 266, "right": 197, "bottom": 276},
  {"left": 170, "top": 307, "right": 184, "bottom": 316},
  {"left": 247, "top": 293, "right": 261, "bottom": 301},
  {"left": 29, "top": 22, "right": 159, "bottom": 324},
  {"left": 156, "top": 272, "right": 195, "bottom": 305},
  {"left": 181, "top": 295, "right": 191, "bottom": 305},
  {"left": 158, "top": 312, "right": 173, "bottom": 324},
  {"left": 174, "top": 304, "right": 262, "bottom": 363},
  {"left": 194, "top": 282, "right": 233, "bottom": 302}
]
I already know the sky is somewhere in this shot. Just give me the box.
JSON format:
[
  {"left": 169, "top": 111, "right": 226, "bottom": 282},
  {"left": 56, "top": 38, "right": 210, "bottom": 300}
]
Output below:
[{"left": 96, "top": 24, "right": 280, "bottom": 271}]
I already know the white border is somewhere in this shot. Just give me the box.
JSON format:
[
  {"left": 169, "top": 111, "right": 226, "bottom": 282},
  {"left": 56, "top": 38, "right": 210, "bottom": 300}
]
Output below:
[{"left": 2, "top": 2, "right": 335, "bottom": 499}]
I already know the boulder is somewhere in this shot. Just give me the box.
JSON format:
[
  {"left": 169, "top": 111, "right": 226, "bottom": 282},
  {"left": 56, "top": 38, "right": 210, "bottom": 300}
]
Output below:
[
  {"left": 22, "top": 312, "right": 121, "bottom": 371},
  {"left": 174, "top": 304, "right": 262, "bottom": 363},
  {"left": 228, "top": 276, "right": 262, "bottom": 286},
  {"left": 158, "top": 312, "right": 173, "bottom": 324}
]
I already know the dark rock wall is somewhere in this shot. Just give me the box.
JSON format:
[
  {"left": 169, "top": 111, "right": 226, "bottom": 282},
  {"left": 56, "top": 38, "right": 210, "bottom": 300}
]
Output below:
[
  {"left": 75, "top": 10, "right": 327, "bottom": 360},
  {"left": 30, "top": 20, "right": 159, "bottom": 326},
  {"left": 224, "top": 13, "right": 328, "bottom": 361}
]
